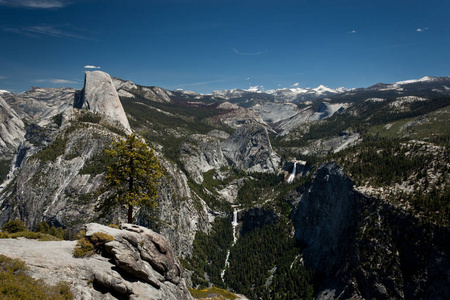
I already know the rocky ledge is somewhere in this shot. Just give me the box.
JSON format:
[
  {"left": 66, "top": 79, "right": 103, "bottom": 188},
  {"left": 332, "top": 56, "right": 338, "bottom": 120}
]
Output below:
[{"left": 0, "top": 223, "right": 192, "bottom": 300}]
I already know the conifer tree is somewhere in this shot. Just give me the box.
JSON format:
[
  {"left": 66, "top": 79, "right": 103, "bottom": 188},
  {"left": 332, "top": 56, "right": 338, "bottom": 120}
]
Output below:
[{"left": 102, "top": 133, "right": 164, "bottom": 223}]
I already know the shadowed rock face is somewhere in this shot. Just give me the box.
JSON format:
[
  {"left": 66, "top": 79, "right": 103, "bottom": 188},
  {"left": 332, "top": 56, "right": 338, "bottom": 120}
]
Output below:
[
  {"left": 292, "top": 162, "right": 450, "bottom": 300},
  {"left": 292, "top": 162, "right": 359, "bottom": 276},
  {"left": 75, "top": 71, "right": 131, "bottom": 132}
]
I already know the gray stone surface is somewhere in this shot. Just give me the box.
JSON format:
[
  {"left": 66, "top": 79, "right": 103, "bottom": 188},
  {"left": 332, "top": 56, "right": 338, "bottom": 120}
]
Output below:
[
  {"left": 0, "top": 95, "right": 25, "bottom": 160},
  {"left": 221, "top": 123, "right": 280, "bottom": 173},
  {"left": 0, "top": 223, "right": 193, "bottom": 300}
]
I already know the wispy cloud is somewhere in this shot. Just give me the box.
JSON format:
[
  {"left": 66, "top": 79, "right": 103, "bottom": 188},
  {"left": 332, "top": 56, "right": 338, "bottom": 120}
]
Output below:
[
  {"left": 0, "top": 76, "right": 6, "bottom": 79},
  {"left": 0, "top": 0, "right": 68, "bottom": 8},
  {"left": 177, "top": 79, "right": 227, "bottom": 88},
  {"left": 291, "top": 83, "right": 300, "bottom": 87},
  {"left": 347, "top": 30, "right": 357, "bottom": 34},
  {"left": 416, "top": 27, "right": 428, "bottom": 32},
  {"left": 35, "top": 78, "right": 78, "bottom": 84},
  {"left": 84, "top": 65, "right": 101, "bottom": 69},
  {"left": 232, "top": 48, "right": 264, "bottom": 56},
  {"left": 3, "top": 24, "right": 92, "bottom": 40}
]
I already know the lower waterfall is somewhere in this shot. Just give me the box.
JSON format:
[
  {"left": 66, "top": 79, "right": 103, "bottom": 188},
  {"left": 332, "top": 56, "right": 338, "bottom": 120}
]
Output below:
[{"left": 221, "top": 210, "right": 239, "bottom": 282}]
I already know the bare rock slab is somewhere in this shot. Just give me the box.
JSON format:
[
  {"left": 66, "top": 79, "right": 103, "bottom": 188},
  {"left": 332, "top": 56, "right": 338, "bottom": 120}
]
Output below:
[{"left": 0, "top": 223, "right": 192, "bottom": 300}]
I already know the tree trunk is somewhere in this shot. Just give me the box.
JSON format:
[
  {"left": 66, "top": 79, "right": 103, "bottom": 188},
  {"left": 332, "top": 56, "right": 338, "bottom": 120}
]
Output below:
[{"left": 128, "top": 204, "right": 133, "bottom": 224}]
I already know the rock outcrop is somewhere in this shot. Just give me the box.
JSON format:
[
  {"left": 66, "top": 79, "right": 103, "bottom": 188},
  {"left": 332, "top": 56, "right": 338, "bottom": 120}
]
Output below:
[
  {"left": 112, "top": 77, "right": 173, "bottom": 103},
  {"left": 0, "top": 96, "right": 25, "bottom": 160},
  {"left": 221, "top": 123, "right": 280, "bottom": 173},
  {"left": 292, "top": 162, "right": 450, "bottom": 299},
  {"left": 75, "top": 71, "right": 131, "bottom": 132},
  {"left": 179, "top": 132, "right": 229, "bottom": 184},
  {"left": 0, "top": 223, "right": 192, "bottom": 300}
]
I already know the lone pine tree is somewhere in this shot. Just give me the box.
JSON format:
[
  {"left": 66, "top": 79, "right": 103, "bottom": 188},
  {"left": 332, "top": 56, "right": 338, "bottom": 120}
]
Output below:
[{"left": 101, "top": 133, "right": 164, "bottom": 223}]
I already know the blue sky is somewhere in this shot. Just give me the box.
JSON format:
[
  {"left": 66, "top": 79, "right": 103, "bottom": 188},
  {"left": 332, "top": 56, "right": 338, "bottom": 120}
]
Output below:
[{"left": 1, "top": 0, "right": 449, "bottom": 94}]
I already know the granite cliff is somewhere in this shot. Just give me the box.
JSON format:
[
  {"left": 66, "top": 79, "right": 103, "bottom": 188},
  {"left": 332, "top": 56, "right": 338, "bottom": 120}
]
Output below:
[{"left": 292, "top": 162, "right": 450, "bottom": 299}]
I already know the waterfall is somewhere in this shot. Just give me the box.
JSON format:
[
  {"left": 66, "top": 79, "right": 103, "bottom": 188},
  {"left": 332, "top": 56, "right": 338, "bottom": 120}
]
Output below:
[
  {"left": 221, "top": 209, "right": 239, "bottom": 282},
  {"left": 232, "top": 210, "right": 238, "bottom": 244},
  {"left": 287, "top": 162, "right": 297, "bottom": 183}
]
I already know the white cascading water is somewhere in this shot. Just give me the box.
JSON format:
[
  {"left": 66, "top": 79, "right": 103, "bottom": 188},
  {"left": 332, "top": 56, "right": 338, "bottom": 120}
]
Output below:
[
  {"left": 287, "top": 162, "right": 297, "bottom": 183},
  {"left": 221, "top": 209, "right": 239, "bottom": 282}
]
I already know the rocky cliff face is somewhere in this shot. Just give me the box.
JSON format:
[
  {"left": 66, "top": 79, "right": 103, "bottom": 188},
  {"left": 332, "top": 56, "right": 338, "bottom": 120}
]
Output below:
[
  {"left": 112, "top": 77, "right": 173, "bottom": 102},
  {"left": 292, "top": 162, "right": 450, "bottom": 299},
  {"left": 0, "top": 95, "right": 25, "bottom": 161},
  {"left": 0, "top": 223, "right": 192, "bottom": 300},
  {"left": 221, "top": 123, "right": 280, "bottom": 173}
]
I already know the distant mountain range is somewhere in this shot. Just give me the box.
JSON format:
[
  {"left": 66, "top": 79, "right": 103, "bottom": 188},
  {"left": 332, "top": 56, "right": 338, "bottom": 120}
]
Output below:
[{"left": 170, "top": 75, "right": 450, "bottom": 104}]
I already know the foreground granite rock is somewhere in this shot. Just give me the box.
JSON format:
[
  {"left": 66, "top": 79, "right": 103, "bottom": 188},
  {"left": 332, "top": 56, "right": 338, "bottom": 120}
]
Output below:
[{"left": 0, "top": 223, "right": 192, "bottom": 300}]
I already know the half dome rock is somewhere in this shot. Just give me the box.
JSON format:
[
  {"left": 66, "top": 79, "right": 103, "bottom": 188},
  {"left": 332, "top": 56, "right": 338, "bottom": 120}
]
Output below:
[{"left": 74, "top": 71, "right": 131, "bottom": 132}]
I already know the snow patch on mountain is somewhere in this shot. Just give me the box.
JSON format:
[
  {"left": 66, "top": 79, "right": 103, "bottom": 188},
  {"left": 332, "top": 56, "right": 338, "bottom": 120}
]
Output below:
[{"left": 394, "top": 76, "right": 436, "bottom": 86}]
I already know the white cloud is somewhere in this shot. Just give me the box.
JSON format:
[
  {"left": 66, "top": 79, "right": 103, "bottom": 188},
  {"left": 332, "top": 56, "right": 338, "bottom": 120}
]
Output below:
[
  {"left": 84, "top": 65, "right": 101, "bottom": 69},
  {"left": 0, "top": 0, "right": 67, "bottom": 8},
  {"left": 0, "top": 76, "right": 6, "bottom": 79},
  {"left": 4, "top": 24, "right": 92, "bottom": 40},
  {"left": 416, "top": 27, "right": 428, "bottom": 32},
  {"left": 232, "top": 48, "right": 264, "bottom": 56},
  {"left": 245, "top": 77, "right": 250, "bottom": 80},
  {"left": 35, "top": 78, "right": 77, "bottom": 84},
  {"left": 248, "top": 85, "right": 264, "bottom": 92},
  {"left": 292, "top": 83, "right": 300, "bottom": 87},
  {"left": 177, "top": 79, "right": 226, "bottom": 88}
]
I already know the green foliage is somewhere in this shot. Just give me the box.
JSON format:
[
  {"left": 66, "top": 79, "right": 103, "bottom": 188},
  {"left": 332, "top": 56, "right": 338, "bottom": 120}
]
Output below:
[
  {"left": 236, "top": 172, "right": 283, "bottom": 207},
  {"left": 73, "top": 232, "right": 113, "bottom": 258},
  {"left": 183, "top": 216, "right": 233, "bottom": 289},
  {"left": 52, "top": 113, "right": 63, "bottom": 127},
  {"left": 0, "top": 159, "right": 11, "bottom": 183},
  {"left": 98, "top": 132, "right": 165, "bottom": 223},
  {"left": 32, "top": 136, "right": 68, "bottom": 162},
  {"left": 189, "top": 286, "right": 238, "bottom": 299},
  {"left": 224, "top": 220, "right": 314, "bottom": 300},
  {"left": 79, "top": 151, "right": 113, "bottom": 175},
  {"left": 77, "top": 111, "right": 102, "bottom": 124},
  {"left": 2, "top": 220, "right": 28, "bottom": 233},
  {"left": 0, "top": 254, "right": 73, "bottom": 299},
  {"left": 5, "top": 231, "right": 61, "bottom": 241},
  {"left": 34, "top": 222, "right": 65, "bottom": 240}
]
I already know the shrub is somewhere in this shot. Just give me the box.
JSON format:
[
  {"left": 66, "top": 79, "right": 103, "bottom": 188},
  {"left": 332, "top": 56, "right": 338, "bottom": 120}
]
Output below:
[
  {"left": 90, "top": 232, "right": 114, "bottom": 245},
  {"left": 108, "top": 223, "right": 120, "bottom": 229},
  {"left": 34, "top": 221, "right": 50, "bottom": 234},
  {"left": 73, "top": 232, "right": 114, "bottom": 258},
  {"left": 2, "top": 219, "right": 28, "bottom": 233},
  {"left": 0, "top": 255, "right": 74, "bottom": 299},
  {"left": 73, "top": 238, "right": 95, "bottom": 258}
]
